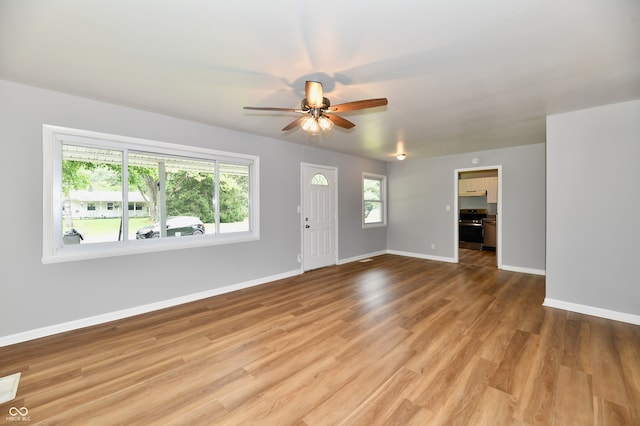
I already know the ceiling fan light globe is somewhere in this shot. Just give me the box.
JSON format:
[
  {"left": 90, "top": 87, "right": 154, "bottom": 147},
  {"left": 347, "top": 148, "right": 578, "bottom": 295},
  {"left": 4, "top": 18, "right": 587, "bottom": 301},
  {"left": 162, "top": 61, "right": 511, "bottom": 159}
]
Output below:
[
  {"left": 317, "top": 116, "right": 334, "bottom": 132},
  {"left": 301, "top": 116, "right": 320, "bottom": 134}
]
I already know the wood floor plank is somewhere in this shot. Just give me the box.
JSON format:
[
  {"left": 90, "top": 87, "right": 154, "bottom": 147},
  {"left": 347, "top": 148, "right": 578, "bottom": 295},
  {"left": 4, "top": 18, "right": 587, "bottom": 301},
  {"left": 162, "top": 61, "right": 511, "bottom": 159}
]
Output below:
[
  {"left": 1, "top": 253, "right": 638, "bottom": 425},
  {"left": 426, "top": 355, "right": 498, "bottom": 425},
  {"left": 409, "top": 334, "right": 484, "bottom": 411},
  {"left": 301, "top": 342, "right": 416, "bottom": 425},
  {"left": 590, "top": 317, "right": 633, "bottom": 409},
  {"left": 476, "top": 274, "right": 544, "bottom": 364},
  {"left": 466, "top": 386, "right": 515, "bottom": 426},
  {"left": 513, "top": 308, "right": 565, "bottom": 424},
  {"left": 340, "top": 367, "right": 419, "bottom": 425},
  {"left": 550, "top": 365, "right": 594, "bottom": 426},
  {"left": 384, "top": 398, "right": 434, "bottom": 426},
  {"left": 489, "top": 329, "right": 533, "bottom": 394},
  {"left": 561, "top": 318, "right": 592, "bottom": 373},
  {"left": 593, "top": 397, "right": 635, "bottom": 425},
  {"left": 613, "top": 322, "right": 640, "bottom": 422}
]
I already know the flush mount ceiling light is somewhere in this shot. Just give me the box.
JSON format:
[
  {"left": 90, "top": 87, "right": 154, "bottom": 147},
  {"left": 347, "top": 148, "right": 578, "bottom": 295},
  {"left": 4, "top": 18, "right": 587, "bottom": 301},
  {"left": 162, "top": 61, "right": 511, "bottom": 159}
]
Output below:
[
  {"left": 396, "top": 153, "right": 407, "bottom": 161},
  {"left": 244, "top": 81, "right": 388, "bottom": 134}
]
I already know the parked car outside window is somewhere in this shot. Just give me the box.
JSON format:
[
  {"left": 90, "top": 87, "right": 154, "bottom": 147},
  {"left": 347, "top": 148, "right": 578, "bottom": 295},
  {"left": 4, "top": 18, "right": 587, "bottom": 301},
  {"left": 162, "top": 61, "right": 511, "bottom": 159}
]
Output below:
[{"left": 136, "top": 216, "right": 205, "bottom": 239}]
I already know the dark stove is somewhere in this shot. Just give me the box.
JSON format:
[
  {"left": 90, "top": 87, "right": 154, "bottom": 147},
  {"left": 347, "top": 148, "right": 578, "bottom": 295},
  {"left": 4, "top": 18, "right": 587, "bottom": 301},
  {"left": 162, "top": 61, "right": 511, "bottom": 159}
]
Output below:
[{"left": 459, "top": 209, "right": 487, "bottom": 250}]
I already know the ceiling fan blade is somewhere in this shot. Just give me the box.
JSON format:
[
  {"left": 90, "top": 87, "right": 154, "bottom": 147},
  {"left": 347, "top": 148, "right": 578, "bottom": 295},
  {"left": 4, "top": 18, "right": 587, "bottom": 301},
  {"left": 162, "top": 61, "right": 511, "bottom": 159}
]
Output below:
[
  {"left": 305, "top": 81, "right": 324, "bottom": 108},
  {"left": 327, "top": 98, "right": 388, "bottom": 112},
  {"left": 282, "top": 116, "right": 306, "bottom": 131},
  {"left": 325, "top": 113, "right": 355, "bottom": 129},
  {"left": 243, "top": 106, "right": 300, "bottom": 112}
]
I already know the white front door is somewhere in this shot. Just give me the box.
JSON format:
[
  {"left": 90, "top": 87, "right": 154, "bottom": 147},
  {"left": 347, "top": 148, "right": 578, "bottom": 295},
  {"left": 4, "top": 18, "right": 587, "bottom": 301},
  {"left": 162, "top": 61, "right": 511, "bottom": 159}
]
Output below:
[{"left": 302, "top": 164, "right": 337, "bottom": 271}]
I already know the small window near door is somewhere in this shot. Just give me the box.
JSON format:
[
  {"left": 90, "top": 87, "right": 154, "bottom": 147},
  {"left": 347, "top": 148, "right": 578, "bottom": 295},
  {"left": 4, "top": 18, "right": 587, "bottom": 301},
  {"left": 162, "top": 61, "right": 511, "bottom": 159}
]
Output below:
[{"left": 363, "top": 173, "right": 387, "bottom": 227}]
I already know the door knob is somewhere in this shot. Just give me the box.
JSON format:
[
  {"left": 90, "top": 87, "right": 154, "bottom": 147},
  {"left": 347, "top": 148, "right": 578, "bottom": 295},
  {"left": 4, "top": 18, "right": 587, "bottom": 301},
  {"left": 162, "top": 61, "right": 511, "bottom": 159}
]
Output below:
[{"left": 305, "top": 225, "right": 310, "bottom": 229}]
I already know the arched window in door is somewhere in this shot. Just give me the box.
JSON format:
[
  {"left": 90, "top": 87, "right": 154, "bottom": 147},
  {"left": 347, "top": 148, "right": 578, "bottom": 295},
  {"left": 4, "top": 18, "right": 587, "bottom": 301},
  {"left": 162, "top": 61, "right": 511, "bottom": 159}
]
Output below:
[{"left": 311, "top": 173, "right": 329, "bottom": 186}]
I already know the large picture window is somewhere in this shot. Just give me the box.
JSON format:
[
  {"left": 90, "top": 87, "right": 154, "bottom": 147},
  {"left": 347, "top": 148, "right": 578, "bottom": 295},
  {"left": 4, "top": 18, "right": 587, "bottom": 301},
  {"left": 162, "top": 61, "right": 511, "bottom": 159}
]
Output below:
[
  {"left": 363, "top": 173, "right": 387, "bottom": 227},
  {"left": 43, "top": 125, "right": 259, "bottom": 263}
]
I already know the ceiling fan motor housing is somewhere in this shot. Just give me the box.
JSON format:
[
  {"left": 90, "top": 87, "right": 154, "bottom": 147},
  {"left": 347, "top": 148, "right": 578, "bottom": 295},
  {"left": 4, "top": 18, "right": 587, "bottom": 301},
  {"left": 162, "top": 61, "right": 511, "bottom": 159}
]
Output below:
[{"left": 301, "top": 97, "right": 330, "bottom": 111}]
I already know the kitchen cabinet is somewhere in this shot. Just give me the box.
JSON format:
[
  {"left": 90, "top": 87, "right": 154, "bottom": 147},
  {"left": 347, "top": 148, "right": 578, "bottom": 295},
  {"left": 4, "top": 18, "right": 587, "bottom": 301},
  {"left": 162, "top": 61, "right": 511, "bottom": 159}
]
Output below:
[
  {"left": 459, "top": 179, "right": 470, "bottom": 193},
  {"left": 459, "top": 177, "right": 486, "bottom": 194},
  {"left": 486, "top": 177, "right": 498, "bottom": 203}
]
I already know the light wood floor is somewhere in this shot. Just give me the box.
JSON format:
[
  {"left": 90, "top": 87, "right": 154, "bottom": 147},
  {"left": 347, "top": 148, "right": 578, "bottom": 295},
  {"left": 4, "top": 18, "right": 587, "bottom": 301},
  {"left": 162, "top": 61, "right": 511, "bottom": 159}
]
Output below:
[
  {"left": 1, "top": 254, "right": 639, "bottom": 425},
  {"left": 459, "top": 247, "right": 496, "bottom": 268}
]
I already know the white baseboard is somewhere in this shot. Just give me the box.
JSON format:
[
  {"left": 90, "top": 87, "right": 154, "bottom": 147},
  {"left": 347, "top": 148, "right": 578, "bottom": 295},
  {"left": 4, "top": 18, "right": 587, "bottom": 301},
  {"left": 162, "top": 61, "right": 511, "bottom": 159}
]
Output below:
[
  {"left": 386, "top": 250, "right": 546, "bottom": 276},
  {"left": 0, "top": 269, "right": 302, "bottom": 348},
  {"left": 10, "top": 255, "right": 630, "bottom": 347},
  {"left": 386, "top": 249, "right": 456, "bottom": 264},
  {"left": 501, "top": 264, "right": 546, "bottom": 276},
  {"left": 543, "top": 298, "right": 640, "bottom": 325}
]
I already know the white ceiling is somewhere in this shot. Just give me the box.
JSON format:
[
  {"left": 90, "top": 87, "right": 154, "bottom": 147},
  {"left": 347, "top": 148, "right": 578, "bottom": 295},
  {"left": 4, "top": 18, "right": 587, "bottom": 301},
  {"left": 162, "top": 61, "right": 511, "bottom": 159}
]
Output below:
[{"left": 1, "top": 0, "right": 639, "bottom": 161}]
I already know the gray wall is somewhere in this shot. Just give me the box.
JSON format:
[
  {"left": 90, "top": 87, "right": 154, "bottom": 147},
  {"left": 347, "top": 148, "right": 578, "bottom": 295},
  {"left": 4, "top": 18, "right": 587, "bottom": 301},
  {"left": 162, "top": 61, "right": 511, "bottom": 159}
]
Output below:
[
  {"left": 387, "top": 143, "right": 546, "bottom": 272},
  {"left": 15, "top": 78, "right": 636, "bottom": 337},
  {"left": 0, "top": 80, "right": 386, "bottom": 338},
  {"left": 300, "top": 147, "right": 387, "bottom": 261},
  {"left": 546, "top": 100, "right": 640, "bottom": 316}
]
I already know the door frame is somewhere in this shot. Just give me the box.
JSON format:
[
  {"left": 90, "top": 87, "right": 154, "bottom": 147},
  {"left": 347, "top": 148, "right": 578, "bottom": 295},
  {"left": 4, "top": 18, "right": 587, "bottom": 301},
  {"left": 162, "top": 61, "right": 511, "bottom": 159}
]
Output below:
[
  {"left": 453, "top": 164, "right": 502, "bottom": 268},
  {"left": 300, "top": 162, "right": 339, "bottom": 271}
]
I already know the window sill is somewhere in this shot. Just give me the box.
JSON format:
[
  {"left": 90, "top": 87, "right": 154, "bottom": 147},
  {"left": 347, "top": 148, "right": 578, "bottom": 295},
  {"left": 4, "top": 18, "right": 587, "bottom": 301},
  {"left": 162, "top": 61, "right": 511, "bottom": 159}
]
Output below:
[
  {"left": 42, "top": 232, "right": 259, "bottom": 264},
  {"left": 363, "top": 223, "right": 387, "bottom": 229}
]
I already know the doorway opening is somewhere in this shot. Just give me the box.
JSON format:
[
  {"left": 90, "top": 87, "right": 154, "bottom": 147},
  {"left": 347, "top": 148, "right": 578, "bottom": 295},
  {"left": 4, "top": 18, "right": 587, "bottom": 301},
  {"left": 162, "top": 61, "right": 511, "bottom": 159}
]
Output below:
[{"left": 454, "top": 165, "right": 502, "bottom": 268}]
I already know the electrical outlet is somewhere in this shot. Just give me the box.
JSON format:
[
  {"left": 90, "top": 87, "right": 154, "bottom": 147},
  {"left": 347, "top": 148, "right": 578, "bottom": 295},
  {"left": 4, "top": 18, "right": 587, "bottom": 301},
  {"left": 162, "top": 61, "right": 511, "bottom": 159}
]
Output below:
[{"left": 431, "top": 243, "right": 436, "bottom": 250}]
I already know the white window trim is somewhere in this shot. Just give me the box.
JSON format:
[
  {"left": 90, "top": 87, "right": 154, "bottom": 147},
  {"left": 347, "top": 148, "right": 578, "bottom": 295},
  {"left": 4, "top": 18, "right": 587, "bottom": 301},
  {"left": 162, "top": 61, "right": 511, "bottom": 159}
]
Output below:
[
  {"left": 362, "top": 172, "right": 387, "bottom": 228},
  {"left": 42, "top": 125, "right": 260, "bottom": 264}
]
